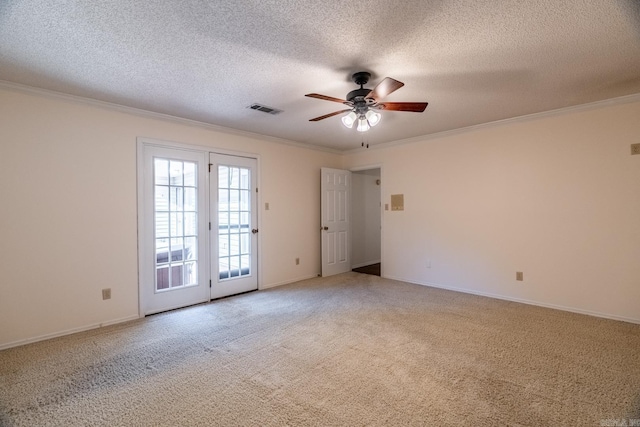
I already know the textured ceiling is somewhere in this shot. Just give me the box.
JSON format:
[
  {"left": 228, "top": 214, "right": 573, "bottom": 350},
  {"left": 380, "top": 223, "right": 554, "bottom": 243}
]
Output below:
[{"left": 1, "top": 0, "right": 640, "bottom": 151}]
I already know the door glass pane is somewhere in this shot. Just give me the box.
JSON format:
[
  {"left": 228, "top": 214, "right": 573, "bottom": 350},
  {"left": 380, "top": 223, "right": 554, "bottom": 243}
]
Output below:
[
  {"left": 154, "top": 157, "right": 198, "bottom": 292},
  {"left": 183, "top": 162, "right": 196, "bottom": 187},
  {"left": 184, "top": 236, "right": 197, "bottom": 260},
  {"left": 219, "top": 234, "right": 229, "bottom": 257},
  {"left": 170, "top": 238, "right": 184, "bottom": 262},
  {"left": 240, "top": 189, "right": 249, "bottom": 211},
  {"left": 240, "top": 168, "right": 249, "bottom": 190},
  {"left": 230, "top": 190, "right": 239, "bottom": 209},
  {"left": 170, "top": 212, "right": 183, "bottom": 236},
  {"left": 155, "top": 213, "right": 169, "bottom": 238},
  {"left": 155, "top": 186, "right": 168, "bottom": 211},
  {"left": 219, "top": 257, "right": 229, "bottom": 280},
  {"left": 230, "top": 167, "right": 240, "bottom": 189},
  {"left": 229, "top": 211, "right": 239, "bottom": 231},
  {"left": 155, "top": 159, "right": 169, "bottom": 185},
  {"left": 218, "top": 164, "right": 252, "bottom": 280},
  {"left": 240, "top": 212, "right": 249, "bottom": 230},
  {"left": 240, "top": 233, "right": 249, "bottom": 255},
  {"left": 184, "top": 212, "right": 197, "bottom": 236},
  {"left": 157, "top": 266, "right": 169, "bottom": 290},
  {"left": 218, "top": 211, "right": 229, "bottom": 233},
  {"left": 229, "top": 234, "right": 240, "bottom": 256},
  {"left": 170, "top": 187, "right": 183, "bottom": 211},
  {"left": 171, "top": 265, "right": 183, "bottom": 287},
  {"left": 184, "top": 187, "right": 196, "bottom": 211},
  {"left": 230, "top": 256, "right": 240, "bottom": 277},
  {"left": 241, "top": 255, "right": 250, "bottom": 273},
  {"left": 169, "top": 161, "right": 183, "bottom": 186},
  {"left": 183, "top": 261, "right": 197, "bottom": 285},
  {"left": 218, "top": 166, "right": 229, "bottom": 189},
  {"left": 218, "top": 189, "right": 229, "bottom": 212}
]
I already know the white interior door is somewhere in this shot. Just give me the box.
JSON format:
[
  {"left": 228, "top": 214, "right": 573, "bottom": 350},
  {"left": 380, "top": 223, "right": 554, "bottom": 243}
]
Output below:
[
  {"left": 321, "top": 167, "right": 351, "bottom": 276},
  {"left": 210, "top": 153, "right": 258, "bottom": 299},
  {"left": 139, "top": 145, "right": 210, "bottom": 315}
]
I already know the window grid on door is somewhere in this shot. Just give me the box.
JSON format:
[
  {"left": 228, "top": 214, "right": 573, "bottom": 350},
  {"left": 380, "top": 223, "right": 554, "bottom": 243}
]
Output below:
[
  {"left": 154, "top": 158, "right": 198, "bottom": 291},
  {"left": 218, "top": 165, "right": 251, "bottom": 280}
]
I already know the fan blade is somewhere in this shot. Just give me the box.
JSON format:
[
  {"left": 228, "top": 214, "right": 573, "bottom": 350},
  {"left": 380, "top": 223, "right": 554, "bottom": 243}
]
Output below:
[
  {"left": 379, "top": 102, "right": 428, "bottom": 112},
  {"left": 309, "top": 109, "right": 352, "bottom": 121},
  {"left": 305, "top": 93, "right": 349, "bottom": 104},
  {"left": 365, "top": 77, "right": 405, "bottom": 102}
]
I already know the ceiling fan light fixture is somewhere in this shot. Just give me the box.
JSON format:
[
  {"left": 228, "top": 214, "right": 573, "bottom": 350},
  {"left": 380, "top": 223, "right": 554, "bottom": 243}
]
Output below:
[
  {"left": 341, "top": 111, "right": 357, "bottom": 128},
  {"left": 365, "top": 110, "right": 381, "bottom": 127},
  {"left": 356, "top": 116, "right": 370, "bottom": 132}
]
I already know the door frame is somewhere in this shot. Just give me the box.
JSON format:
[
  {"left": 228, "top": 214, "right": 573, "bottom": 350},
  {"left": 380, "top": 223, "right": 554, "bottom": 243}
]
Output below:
[
  {"left": 350, "top": 164, "right": 384, "bottom": 277},
  {"left": 136, "top": 137, "right": 261, "bottom": 316}
]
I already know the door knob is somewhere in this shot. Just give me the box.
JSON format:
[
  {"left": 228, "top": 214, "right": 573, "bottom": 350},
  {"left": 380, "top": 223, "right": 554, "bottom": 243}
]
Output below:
[
  {"left": 251, "top": 228, "right": 259, "bottom": 234},
  {"left": 323, "top": 226, "right": 329, "bottom": 231}
]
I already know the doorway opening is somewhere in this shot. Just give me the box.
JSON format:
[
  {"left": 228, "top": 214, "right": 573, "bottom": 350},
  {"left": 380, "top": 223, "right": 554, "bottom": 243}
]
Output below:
[{"left": 351, "top": 168, "right": 381, "bottom": 277}]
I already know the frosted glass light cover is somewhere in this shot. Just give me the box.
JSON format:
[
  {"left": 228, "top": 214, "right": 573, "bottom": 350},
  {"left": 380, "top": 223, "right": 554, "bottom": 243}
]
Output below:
[
  {"left": 356, "top": 117, "right": 370, "bottom": 132},
  {"left": 366, "top": 110, "right": 381, "bottom": 126},
  {"left": 341, "top": 111, "right": 357, "bottom": 128}
]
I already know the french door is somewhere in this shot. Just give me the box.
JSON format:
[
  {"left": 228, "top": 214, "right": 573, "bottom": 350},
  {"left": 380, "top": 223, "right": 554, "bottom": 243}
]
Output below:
[
  {"left": 138, "top": 141, "right": 258, "bottom": 315},
  {"left": 139, "top": 145, "right": 210, "bottom": 315},
  {"left": 209, "top": 153, "right": 258, "bottom": 299}
]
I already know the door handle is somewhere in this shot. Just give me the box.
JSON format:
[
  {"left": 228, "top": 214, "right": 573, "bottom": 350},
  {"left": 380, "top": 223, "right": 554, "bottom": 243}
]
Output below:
[
  {"left": 322, "top": 226, "right": 329, "bottom": 231},
  {"left": 252, "top": 228, "right": 259, "bottom": 234}
]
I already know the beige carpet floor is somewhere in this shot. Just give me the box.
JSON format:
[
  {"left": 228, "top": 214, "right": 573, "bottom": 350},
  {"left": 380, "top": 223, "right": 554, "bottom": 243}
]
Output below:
[{"left": 1, "top": 272, "right": 639, "bottom": 426}]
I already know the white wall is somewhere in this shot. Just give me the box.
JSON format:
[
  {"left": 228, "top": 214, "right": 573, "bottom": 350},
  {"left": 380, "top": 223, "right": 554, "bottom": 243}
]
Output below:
[
  {"left": 0, "top": 86, "right": 341, "bottom": 348},
  {"left": 351, "top": 169, "right": 381, "bottom": 267},
  {"left": 2, "top": 84, "right": 639, "bottom": 349},
  {"left": 344, "top": 99, "right": 640, "bottom": 323}
]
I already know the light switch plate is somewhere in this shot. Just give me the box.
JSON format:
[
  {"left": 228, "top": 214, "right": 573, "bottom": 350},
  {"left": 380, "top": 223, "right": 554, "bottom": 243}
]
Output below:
[{"left": 631, "top": 143, "right": 640, "bottom": 155}]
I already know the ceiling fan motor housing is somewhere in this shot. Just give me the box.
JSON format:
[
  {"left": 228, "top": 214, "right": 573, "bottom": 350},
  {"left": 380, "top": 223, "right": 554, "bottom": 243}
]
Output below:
[{"left": 348, "top": 72, "right": 376, "bottom": 112}]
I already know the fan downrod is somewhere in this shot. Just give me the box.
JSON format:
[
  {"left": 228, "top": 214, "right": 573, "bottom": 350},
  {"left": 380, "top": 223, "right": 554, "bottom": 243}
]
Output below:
[{"left": 347, "top": 71, "right": 374, "bottom": 104}]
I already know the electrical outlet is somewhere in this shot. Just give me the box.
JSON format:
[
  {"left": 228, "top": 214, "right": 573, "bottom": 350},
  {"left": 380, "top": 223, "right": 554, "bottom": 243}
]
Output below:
[
  {"left": 102, "top": 288, "right": 111, "bottom": 300},
  {"left": 631, "top": 143, "right": 640, "bottom": 155},
  {"left": 295, "top": 257, "right": 300, "bottom": 265},
  {"left": 516, "top": 272, "right": 523, "bottom": 281}
]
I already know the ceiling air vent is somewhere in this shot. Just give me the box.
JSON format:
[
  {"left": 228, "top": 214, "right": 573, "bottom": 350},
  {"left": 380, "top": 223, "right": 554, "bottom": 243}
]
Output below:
[{"left": 248, "top": 103, "right": 283, "bottom": 115}]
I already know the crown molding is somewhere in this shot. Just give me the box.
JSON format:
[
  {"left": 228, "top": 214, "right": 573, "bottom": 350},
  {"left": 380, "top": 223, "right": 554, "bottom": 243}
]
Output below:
[
  {"left": 0, "top": 80, "right": 342, "bottom": 155},
  {"left": 3, "top": 80, "right": 639, "bottom": 156},
  {"left": 344, "top": 92, "right": 640, "bottom": 154}
]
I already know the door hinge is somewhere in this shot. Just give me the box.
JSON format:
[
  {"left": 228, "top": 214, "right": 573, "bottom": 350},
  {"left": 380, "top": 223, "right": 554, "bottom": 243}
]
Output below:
[
  {"left": 209, "top": 222, "right": 211, "bottom": 230},
  {"left": 256, "top": 187, "right": 258, "bottom": 193},
  {"left": 209, "top": 279, "right": 212, "bottom": 288},
  {"left": 208, "top": 163, "right": 213, "bottom": 173}
]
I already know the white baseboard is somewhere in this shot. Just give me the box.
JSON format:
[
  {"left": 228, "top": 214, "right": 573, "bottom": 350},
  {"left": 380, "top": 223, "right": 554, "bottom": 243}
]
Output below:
[
  {"left": 351, "top": 260, "right": 381, "bottom": 269},
  {"left": 1, "top": 274, "right": 319, "bottom": 350},
  {"left": 384, "top": 275, "right": 640, "bottom": 325},
  {"left": 260, "top": 274, "right": 320, "bottom": 290},
  {"left": 0, "top": 314, "right": 141, "bottom": 351}
]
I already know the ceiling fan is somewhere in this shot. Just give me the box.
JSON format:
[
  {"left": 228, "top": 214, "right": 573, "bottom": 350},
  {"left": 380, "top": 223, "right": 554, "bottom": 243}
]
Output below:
[{"left": 305, "top": 71, "right": 428, "bottom": 132}]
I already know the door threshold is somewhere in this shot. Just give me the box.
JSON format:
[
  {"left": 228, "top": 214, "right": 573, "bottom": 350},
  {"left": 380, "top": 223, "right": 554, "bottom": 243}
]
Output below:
[{"left": 210, "top": 288, "right": 258, "bottom": 302}]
